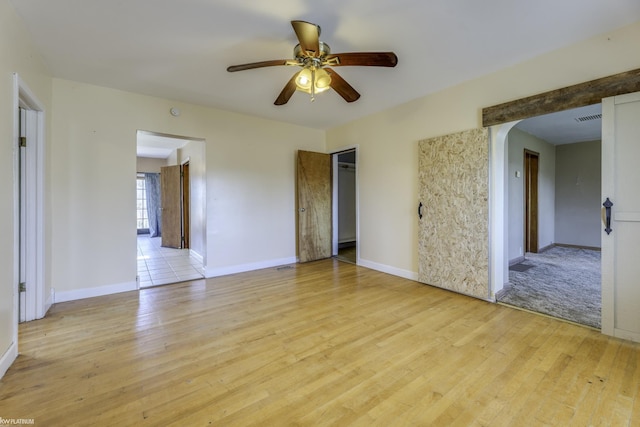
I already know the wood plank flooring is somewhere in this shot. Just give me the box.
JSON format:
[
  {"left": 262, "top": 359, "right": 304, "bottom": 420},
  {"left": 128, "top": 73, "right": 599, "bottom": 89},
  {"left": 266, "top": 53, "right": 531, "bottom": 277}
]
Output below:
[{"left": 1, "top": 259, "right": 639, "bottom": 426}]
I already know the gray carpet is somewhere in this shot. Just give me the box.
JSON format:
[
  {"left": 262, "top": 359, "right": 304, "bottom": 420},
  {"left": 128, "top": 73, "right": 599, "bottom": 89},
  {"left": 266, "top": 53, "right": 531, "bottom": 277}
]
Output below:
[{"left": 498, "top": 246, "right": 601, "bottom": 329}]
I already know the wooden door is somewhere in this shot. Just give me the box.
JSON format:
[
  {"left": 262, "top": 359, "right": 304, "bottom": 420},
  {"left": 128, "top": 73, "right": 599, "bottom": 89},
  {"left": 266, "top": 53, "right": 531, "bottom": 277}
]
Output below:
[
  {"left": 297, "top": 150, "right": 332, "bottom": 262},
  {"left": 418, "top": 128, "right": 490, "bottom": 300},
  {"left": 602, "top": 91, "right": 640, "bottom": 342},
  {"left": 161, "top": 165, "right": 182, "bottom": 249},
  {"left": 524, "top": 150, "right": 539, "bottom": 253}
]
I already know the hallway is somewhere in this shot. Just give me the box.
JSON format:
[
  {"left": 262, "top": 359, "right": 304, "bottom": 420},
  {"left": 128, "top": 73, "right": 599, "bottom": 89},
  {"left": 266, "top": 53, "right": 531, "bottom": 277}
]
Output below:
[{"left": 137, "top": 234, "right": 204, "bottom": 287}]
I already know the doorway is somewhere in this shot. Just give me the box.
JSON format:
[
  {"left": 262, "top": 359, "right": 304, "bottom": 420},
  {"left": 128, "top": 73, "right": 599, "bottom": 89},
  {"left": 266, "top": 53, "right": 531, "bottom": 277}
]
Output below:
[
  {"left": 136, "top": 131, "right": 206, "bottom": 287},
  {"left": 15, "top": 76, "right": 48, "bottom": 324},
  {"left": 295, "top": 148, "right": 358, "bottom": 265},
  {"left": 333, "top": 149, "right": 357, "bottom": 264},
  {"left": 494, "top": 105, "right": 603, "bottom": 328},
  {"left": 487, "top": 69, "right": 640, "bottom": 338}
]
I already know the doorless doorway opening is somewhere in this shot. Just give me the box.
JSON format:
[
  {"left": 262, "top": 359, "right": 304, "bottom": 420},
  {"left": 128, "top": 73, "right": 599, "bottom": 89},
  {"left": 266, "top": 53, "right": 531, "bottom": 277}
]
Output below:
[
  {"left": 136, "top": 131, "right": 206, "bottom": 288},
  {"left": 331, "top": 147, "right": 358, "bottom": 265}
]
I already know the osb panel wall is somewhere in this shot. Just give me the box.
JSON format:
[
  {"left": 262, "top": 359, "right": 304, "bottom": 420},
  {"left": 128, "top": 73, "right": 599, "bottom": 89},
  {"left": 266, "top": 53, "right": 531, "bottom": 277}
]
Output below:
[{"left": 418, "top": 128, "right": 489, "bottom": 300}]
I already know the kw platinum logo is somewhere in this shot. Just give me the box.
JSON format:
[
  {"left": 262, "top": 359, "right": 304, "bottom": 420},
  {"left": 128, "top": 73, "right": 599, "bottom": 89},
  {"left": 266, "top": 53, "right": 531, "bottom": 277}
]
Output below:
[{"left": 0, "top": 418, "right": 35, "bottom": 425}]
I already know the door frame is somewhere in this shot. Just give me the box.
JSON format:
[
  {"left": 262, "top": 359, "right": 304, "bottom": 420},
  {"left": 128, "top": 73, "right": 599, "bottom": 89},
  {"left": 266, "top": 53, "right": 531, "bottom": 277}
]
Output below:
[
  {"left": 181, "top": 160, "right": 190, "bottom": 249},
  {"left": 136, "top": 131, "right": 207, "bottom": 277},
  {"left": 486, "top": 68, "right": 640, "bottom": 333},
  {"left": 331, "top": 146, "right": 359, "bottom": 262},
  {"left": 489, "top": 121, "right": 522, "bottom": 300},
  {"left": 12, "top": 74, "right": 48, "bottom": 327}
]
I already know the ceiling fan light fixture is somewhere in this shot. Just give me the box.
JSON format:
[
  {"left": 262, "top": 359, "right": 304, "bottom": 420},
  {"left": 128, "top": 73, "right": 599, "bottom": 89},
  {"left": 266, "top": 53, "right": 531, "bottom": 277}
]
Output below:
[
  {"left": 227, "top": 20, "right": 397, "bottom": 105},
  {"left": 314, "top": 68, "right": 331, "bottom": 91},
  {"left": 295, "top": 67, "right": 331, "bottom": 97},
  {"left": 296, "top": 68, "right": 312, "bottom": 91}
]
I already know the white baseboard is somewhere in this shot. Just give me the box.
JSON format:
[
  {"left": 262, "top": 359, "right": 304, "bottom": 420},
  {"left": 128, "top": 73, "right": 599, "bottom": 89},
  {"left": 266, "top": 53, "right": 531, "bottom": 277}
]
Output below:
[
  {"left": 357, "top": 259, "right": 495, "bottom": 302},
  {"left": 357, "top": 258, "right": 419, "bottom": 281},
  {"left": 190, "top": 249, "right": 204, "bottom": 265},
  {"left": 44, "top": 288, "right": 54, "bottom": 316},
  {"left": 54, "top": 280, "right": 138, "bottom": 303},
  {"left": 614, "top": 328, "right": 640, "bottom": 343},
  {"left": 0, "top": 341, "right": 18, "bottom": 380},
  {"left": 509, "top": 256, "right": 525, "bottom": 266},
  {"left": 338, "top": 238, "right": 356, "bottom": 244},
  {"left": 205, "top": 257, "right": 297, "bottom": 278}
]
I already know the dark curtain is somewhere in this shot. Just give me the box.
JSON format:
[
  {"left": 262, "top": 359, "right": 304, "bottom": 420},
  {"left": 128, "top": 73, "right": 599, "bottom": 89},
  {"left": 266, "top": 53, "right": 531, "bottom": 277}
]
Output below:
[{"left": 145, "top": 173, "right": 162, "bottom": 237}]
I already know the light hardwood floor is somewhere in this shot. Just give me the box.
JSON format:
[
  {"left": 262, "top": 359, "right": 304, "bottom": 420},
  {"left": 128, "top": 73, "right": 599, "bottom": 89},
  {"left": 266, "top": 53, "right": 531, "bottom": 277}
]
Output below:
[{"left": 1, "top": 259, "right": 639, "bottom": 426}]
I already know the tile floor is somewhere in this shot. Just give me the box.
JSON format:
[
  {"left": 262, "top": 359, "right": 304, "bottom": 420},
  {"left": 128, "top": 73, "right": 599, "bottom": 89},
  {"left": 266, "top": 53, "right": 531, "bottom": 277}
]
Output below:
[{"left": 137, "top": 234, "right": 204, "bottom": 288}]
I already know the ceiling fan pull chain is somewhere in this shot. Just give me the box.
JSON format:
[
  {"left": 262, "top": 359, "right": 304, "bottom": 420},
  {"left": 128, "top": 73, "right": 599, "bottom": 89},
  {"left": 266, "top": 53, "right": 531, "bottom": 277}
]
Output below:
[{"left": 310, "top": 68, "right": 316, "bottom": 102}]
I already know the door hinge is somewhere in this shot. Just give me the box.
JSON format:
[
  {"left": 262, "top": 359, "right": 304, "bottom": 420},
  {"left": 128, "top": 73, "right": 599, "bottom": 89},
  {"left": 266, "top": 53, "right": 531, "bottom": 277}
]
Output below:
[
  {"left": 19, "top": 136, "right": 27, "bottom": 147},
  {"left": 19, "top": 282, "right": 26, "bottom": 292}
]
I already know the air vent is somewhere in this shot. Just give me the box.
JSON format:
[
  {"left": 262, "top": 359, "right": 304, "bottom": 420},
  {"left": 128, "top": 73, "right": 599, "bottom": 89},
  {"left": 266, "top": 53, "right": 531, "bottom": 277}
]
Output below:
[{"left": 574, "top": 113, "right": 602, "bottom": 122}]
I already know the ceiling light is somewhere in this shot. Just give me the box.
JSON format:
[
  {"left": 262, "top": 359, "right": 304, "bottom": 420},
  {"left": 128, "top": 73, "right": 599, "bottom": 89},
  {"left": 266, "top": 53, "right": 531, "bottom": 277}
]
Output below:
[{"left": 295, "top": 67, "right": 331, "bottom": 101}]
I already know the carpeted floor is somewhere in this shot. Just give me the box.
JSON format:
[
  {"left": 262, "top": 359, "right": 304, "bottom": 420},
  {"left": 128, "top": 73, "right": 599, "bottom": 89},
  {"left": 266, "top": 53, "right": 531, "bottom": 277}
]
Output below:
[{"left": 498, "top": 246, "right": 601, "bottom": 329}]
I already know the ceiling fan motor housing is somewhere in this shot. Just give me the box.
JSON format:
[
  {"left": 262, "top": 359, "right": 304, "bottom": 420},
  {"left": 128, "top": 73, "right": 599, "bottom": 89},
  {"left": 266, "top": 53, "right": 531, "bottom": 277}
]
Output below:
[{"left": 293, "top": 41, "right": 331, "bottom": 61}]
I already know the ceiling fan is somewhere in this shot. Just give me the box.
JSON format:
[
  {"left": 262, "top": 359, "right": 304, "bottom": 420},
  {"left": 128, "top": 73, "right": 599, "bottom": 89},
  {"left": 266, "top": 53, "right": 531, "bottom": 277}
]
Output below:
[{"left": 227, "top": 20, "right": 398, "bottom": 105}]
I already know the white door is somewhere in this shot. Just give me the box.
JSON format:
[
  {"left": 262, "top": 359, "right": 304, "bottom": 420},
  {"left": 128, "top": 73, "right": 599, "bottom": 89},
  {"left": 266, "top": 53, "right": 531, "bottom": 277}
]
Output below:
[
  {"left": 19, "top": 107, "right": 27, "bottom": 322},
  {"left": 601, "top": 91, "right": 640, "bottom": 342},
  {"left": 18, "top": 107, "right": 38, "bottom": 322}
]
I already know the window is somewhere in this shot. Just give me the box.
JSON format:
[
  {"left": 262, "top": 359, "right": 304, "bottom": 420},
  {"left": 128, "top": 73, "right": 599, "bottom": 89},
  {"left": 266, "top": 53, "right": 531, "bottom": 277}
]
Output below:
[{"left": 137, "top": 174, "right": 149, "bottom": 232}]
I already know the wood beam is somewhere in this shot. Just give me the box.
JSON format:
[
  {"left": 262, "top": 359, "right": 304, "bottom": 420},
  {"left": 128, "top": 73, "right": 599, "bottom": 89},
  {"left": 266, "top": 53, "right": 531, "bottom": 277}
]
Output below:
[{"left": 482, "top": 68, "right": 640, "bottom": 127}]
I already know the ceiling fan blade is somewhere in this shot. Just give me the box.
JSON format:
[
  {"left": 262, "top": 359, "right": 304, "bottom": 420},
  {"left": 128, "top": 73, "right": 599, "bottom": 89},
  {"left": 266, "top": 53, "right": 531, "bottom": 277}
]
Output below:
[
  {"left": 325, "top": 68, "right": 360, "bottom": 103},
  {"left": 324, "top": 52, "right": 398, "bottom": 67},
  {"left": 274, "top": 72, "right": 300, "bottom": 105},
  {"left": 291, "top": 20, "right": 320, "bottom": 57},
  {"left": 227, "top": 59, "right": 296, "bottom": 72}
]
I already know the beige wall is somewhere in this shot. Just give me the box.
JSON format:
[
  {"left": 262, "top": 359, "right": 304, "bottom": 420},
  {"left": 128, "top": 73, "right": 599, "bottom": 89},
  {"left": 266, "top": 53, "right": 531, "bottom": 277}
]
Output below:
[
  {"left": 555, "top": 140, "right": 602, "bottom": 248},
  {"left": 507, "top": 128, "right": 556, "bottom": 260},
  {"left": 50, "top": 79, "right": 325, "bottom": 298},
  {"left": 178, "top": 141, "right": 206, "bottom": 259},
  {"left": 326, "top": 21, "right": 640, "bottom": 278},
  {"left": 0, "top": 0, "right": 52, "bottom": 373},
  {"left": 136, "top": 157, "right": 167, "bottom": 173}
]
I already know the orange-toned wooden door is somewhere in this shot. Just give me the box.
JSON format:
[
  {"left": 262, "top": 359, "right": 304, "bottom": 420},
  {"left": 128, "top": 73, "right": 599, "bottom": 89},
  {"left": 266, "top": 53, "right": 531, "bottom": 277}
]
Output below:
[
  {"left": 524, "top": 150, "right": 539, "bottom": 253},
  {"left": 297, "top": 150, "right": 332, "bottom": 262},
  {"left": 161, "top": 165, "right": 182, "bottom": 248}
]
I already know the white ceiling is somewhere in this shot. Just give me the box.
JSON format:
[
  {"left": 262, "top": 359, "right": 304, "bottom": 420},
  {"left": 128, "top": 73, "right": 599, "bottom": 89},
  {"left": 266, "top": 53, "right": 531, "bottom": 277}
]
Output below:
[
  {"left": 516, "top": 103, "right": 603, "bottom": 145},
  {"left": 137, "top": 131, "right": 191, "bottom": 158},
  {"left": 10, "top": 0, "right": 640, "bottom": 131}
]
